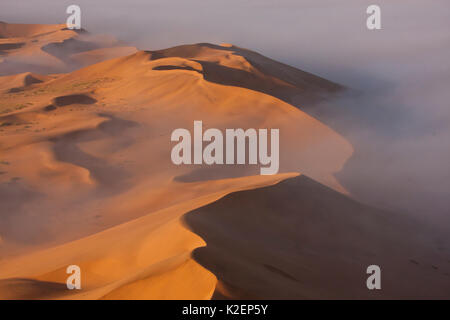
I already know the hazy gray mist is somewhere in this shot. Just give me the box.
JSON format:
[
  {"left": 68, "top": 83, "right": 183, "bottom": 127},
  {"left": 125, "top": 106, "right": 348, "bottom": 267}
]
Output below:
[{"left": 1, "top": 0, "right": 449, "bottom": 227}]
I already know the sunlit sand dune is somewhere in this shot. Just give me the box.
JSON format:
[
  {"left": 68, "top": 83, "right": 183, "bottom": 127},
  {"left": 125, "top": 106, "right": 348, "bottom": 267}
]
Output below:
[
  {"left": 0, "top": 173, "right": 295, "bottom": 299},
  {"left": 0, "top": 24, "right": 447, "bottom": 300}
]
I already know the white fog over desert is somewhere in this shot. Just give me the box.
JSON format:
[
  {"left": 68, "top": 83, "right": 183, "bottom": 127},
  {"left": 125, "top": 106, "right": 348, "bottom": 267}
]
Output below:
[{"left": 0, "top": 0, "right": 449, "bottom": 300}]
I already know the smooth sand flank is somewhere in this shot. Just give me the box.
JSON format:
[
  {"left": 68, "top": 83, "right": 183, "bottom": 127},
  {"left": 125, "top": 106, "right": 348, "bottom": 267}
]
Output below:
[{"left": 1, "top": 23, "right": 448, "bottom": 299}]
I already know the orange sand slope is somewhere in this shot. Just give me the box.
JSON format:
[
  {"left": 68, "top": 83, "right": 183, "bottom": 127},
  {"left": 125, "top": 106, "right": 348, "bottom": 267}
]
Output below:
[
  {"left": 0, "top": 24, "right": 448, "bottom": 299},
  {"left": 0, "top": 173, "right": 295, "bottom": 299}
]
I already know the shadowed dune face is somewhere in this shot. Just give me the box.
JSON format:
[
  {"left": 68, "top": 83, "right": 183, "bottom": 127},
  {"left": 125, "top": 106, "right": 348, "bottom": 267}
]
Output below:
[
  {"left": 41, "top": 38, "right": 103, "bottom": 63},
  {"left": 52, "top": 94, "right": 97, "bottom": 107},
  {"left": 184, "top": 175, "right": 450, "bottom": 299},
  {"left": 153, "top": 65, "right": 202, "bottom": 73},
  {"left": 0, "top": 42, "right": 25, "bottom": 55},
  {"left": 0, "top": 278, "right": 69, "bottom": 300},
  {"left": 22, "top": 74, "right": 43, "bottom": 86}
]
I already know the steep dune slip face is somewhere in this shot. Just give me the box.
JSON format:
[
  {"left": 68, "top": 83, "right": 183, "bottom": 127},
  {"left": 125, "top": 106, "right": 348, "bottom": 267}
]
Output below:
[
  {"left": 184, "top": 175, "right": 450, "bottom": 299},
  {"left": 0, "top": 23, "right": 447, "bottom": 300}
]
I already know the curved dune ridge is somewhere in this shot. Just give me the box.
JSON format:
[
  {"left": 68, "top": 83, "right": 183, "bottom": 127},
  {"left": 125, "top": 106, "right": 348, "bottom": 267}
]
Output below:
[{"left": 0, "top": 23, "right": 448, "bottom": 299}]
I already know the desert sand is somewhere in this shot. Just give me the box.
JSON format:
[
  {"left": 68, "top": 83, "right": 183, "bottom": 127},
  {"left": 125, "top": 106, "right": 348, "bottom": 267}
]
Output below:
[
  {"left": 0, "top": 22, "right": 137, "bottom": 76},
  {"left": 0, "top": 23, "right": 448, "bottom": 299}
]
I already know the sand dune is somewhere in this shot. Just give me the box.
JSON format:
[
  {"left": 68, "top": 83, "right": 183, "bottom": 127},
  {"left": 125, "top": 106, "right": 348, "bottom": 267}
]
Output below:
[
  {"left": 0, "top": 22, "right": 137, "bottom": 76},
  {"left": 185, "top": 175, "right": 450, "bottom": 299},
  {"left": 0, "top": 173, "right": 295, "bottom": 299},
  {"left": 0, "top": 22, "right": 65, "bottom": 38},
  {"left": 145, "top": 43, "right": 342, "bottom": 106},
  {"left": 0, "top": 24, "right": 447, "bottom": 300},
  {"left": 0, "top": 72, "right": 52, "bottom": 94}
]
